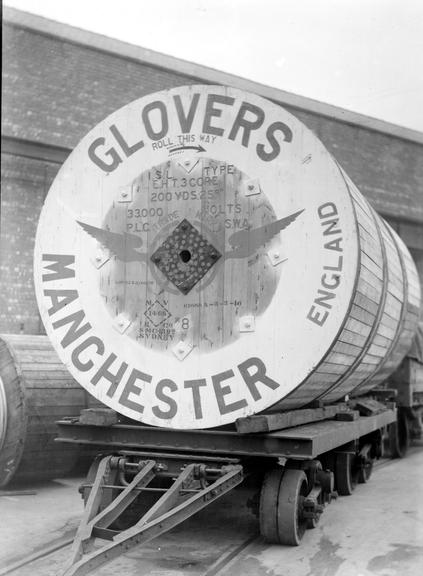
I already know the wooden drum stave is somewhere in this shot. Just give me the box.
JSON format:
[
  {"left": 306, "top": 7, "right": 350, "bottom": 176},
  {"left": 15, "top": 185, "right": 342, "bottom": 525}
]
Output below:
[{"left": 276, "top": 169, "right": 420, "bottom": 409}]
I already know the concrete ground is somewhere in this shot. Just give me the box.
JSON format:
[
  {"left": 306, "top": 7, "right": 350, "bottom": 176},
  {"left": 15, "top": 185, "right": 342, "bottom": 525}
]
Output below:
[{"left": 1, "top": 444, "right": 422, "bottom": 576}]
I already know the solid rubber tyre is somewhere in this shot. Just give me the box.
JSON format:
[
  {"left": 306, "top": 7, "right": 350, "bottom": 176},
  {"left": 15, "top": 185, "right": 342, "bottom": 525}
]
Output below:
[
  {"left": 335, "top": 452, "right": 357, "bottom": 496},
  {"left": 277, "top": 469, "right": 309, "bottom": 546},
  {"left": 358, "top": 458, "right": 374, "bottom": 483},
  {"left": 259, "top": 468, "right": 284, "bottom": 543}
]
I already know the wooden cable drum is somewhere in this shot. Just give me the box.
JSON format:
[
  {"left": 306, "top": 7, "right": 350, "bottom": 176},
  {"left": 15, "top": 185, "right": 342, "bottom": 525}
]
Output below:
[
  {"left": 33, "top": 85, "right": 421, "bottom": 430},
  {"left": 275, "top": 168, "right": 421, "bottom": 409},
  {"left": 0, "top": 334, "right": 98, "bottom": 487}
]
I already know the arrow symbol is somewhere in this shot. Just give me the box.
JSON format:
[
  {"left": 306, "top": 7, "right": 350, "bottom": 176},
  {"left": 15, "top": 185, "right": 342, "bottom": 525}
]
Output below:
[{"left": 169, "top": 145, "right": 206, "bottom": 155}]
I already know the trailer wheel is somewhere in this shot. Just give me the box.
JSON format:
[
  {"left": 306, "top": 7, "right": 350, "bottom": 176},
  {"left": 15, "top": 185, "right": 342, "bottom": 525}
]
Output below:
[
  {"left": 277, "top": 469, "right": 309, "bottom": 546},
  {"left": 259, "top": 468, "right": 284, "bottom": 543},
  {"left": 357, "top": 459, "right": 373, "bottom": 483},
  {"left": 335, "top": 453, "right": 358, "bottom": 496},
  {"left": 389, "top": 409, "right": 409, "bottom": 458},
  {"left": 259, "top": 468, "right": 309, "bottom": 545}
]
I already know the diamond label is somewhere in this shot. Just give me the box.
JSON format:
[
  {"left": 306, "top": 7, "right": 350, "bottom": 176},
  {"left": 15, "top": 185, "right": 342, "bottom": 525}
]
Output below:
[
  {"left": 150, "top": 219, "right": 221, "bottom": 294},
  {"left": 144, "top": 300, "right": 171, "bottom": 326}
]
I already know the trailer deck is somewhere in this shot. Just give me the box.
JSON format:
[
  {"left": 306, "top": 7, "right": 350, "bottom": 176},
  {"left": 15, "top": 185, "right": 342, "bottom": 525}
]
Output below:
[{"left": 56, "top": 407, "right": 396, "bottom": 460}]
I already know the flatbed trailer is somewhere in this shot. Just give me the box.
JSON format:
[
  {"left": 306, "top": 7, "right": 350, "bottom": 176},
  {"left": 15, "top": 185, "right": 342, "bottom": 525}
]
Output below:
[{"left": 55, "top": 399, "right": 397, "bottom": 576}]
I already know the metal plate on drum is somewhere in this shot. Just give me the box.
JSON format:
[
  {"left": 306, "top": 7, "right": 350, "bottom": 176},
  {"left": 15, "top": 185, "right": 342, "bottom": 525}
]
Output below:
[{"left": 150, "top": 219, "right": 221, "bottom": 294}]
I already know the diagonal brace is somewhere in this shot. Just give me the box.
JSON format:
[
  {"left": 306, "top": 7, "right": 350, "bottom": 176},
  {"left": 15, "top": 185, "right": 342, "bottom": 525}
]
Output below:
[
  {"left": 66, "top": 457, "right": 155, "bottom": 568},
  {"left": 92, "top": 460, "right": 156, "bottom": 529},
  {"left": 62, "top": 464, "right": 243, "bottom": 576},
  {"left": 137, "top": 463, "right": 196, "bottom": 525}
]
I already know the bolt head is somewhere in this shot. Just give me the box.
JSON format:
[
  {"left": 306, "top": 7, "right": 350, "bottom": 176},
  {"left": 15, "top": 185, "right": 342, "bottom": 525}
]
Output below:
[
  {"left": 248, "top": 184, "right": 255, "bottom": 191},
  {"left": 121, "top": 191, "right": 128, "bottom": 198}
]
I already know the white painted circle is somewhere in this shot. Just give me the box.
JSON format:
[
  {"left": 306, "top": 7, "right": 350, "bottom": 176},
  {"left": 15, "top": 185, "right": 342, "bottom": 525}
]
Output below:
[
  {"left": 98, "top": 158, "right": 280, "bottom": 353},
  {"left": 34, "top": 85, "right": 358, "bottom": 429}
]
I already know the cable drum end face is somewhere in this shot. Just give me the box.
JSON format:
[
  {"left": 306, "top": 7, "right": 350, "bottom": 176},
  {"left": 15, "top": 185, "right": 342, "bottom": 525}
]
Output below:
[{"left": 33, "top": 85, "right": 359, "bottom": 429}]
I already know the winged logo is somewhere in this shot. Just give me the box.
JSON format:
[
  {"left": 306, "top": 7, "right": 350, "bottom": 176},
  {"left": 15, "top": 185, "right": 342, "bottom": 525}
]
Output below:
[
  {"left": 224, "top": 209, "right": 304, "bottom": 259},
  {"left": 77, "top": 221, "right": 147, "bottom": 263},
  {"left": 77, "top": 208, "right": 304, "bottom": 265}
]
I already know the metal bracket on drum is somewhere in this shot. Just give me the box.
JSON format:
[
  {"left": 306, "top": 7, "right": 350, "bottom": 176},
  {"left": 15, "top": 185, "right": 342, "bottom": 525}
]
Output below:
[{"left": 62, "top": 455, "right": 243, "bottom": 576}]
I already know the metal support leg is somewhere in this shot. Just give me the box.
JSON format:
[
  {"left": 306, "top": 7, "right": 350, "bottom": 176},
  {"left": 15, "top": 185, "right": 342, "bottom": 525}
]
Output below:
[
  {"left": 62, "top": 460, "right": 243, "bottom": 576},
  {"left": 65, "top": 456, "right": 156, "bottom": 567},
  {"left": 65, "top": 455, "right": 113, "bottom": 568}
]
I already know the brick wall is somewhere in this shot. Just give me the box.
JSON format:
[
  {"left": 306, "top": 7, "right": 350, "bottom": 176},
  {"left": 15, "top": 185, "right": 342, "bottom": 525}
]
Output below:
[
  {"left": 2, "top": 25, "right": 197, "bottom": 149},
  {"left": 294, "top": 113, "right": 423, "bottom": 222},
  {"left": 0, "top": 153, "right": 60, "bottom": 333}
]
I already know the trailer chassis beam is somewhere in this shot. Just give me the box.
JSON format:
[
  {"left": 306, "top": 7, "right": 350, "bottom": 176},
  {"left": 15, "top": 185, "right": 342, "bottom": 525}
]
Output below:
[
  {"left": 62, "top": 455, "right": 243, "bottom": 576},
  {"left": 56, "top": 408, "right": 396, "bottom": 459}
]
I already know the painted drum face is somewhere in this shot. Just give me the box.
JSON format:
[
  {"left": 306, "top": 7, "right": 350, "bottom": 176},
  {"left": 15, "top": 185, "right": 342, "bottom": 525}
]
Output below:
[
  {"left": 34, "top": 85, "right": 358, "bottom": 429},
  {"left": 93, "top": 159, "right": 282, "bottom": 354}
]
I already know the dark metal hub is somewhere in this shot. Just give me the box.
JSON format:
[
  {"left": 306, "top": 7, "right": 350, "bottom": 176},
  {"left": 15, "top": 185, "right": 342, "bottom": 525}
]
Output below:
[
  {"left": 179, "top": 249, "right": 192, "bottom": 263},
  {"left": 150, "top": 219, "right": 222, "bottom": 294}
]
